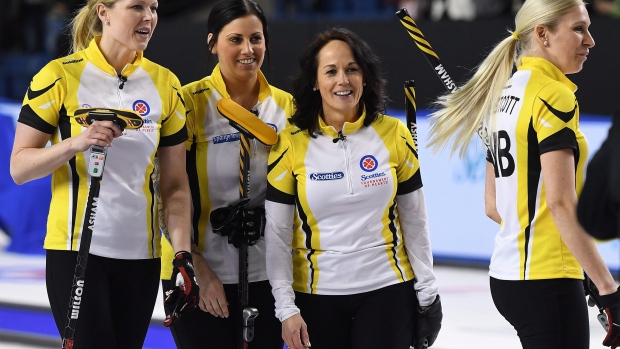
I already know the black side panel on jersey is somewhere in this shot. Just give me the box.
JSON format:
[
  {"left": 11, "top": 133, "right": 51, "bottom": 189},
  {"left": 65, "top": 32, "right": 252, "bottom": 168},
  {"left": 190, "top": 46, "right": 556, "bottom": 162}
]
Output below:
[
  {"left": 388, "top": 199, "right": 405, "bottom": 280},
  {"left": 58, "top": 104, "right": 80, "bottom": 249},
  {"left": 148, "top": 165, "right": 157, "bottom": 257},
  {"left": 295, "top": 195, "right": 316, "bottom": 293},
  {"left": 186, "top": 140, "right": 201, "bottom": 244},
  {"left": 523, "top": 120, "right": 541, "bottom": 279}
]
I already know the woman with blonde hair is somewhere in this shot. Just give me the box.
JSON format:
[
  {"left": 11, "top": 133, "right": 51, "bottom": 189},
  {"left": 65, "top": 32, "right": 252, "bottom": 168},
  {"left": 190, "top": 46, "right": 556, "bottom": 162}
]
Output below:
[
  {"left": 428, "top": 0, "right": 620, "bottom": 347},
  {"left": 10, "top": 1, "right": 197, "bottom": 348}
]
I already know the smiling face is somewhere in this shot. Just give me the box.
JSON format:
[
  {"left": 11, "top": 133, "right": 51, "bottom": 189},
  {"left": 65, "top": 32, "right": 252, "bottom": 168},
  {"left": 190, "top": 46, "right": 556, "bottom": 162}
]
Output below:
[
  {"left": 543, "top": 5, "right": 594, "bottom": 74},
  {"left": 209, "top": 14, "right": 265, "bottom": 84},
  {"left": 98, "top": 0, "right": 158, "bottom": 53},
  {"left": 315, "top": 39, "right": 364, "bottom": 121}
]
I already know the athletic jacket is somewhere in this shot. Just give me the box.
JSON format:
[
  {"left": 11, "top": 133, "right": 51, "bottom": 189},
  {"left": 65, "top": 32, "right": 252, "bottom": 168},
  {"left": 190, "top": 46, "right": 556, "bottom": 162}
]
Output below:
[
  {"left": 578, "top": 113, "right": 620, "bottom": 240},
  {"left": 265, "top": 111, "right": 438, "bottom": 321},
  {"left": 488, "top": 57, "right": 586, "bottom": 280},
  {"left": 160, "top": 64, "right": 294, "bottom": 282},
  {"left": 18, "top": 37, "right": 187, "bottom": 259}
]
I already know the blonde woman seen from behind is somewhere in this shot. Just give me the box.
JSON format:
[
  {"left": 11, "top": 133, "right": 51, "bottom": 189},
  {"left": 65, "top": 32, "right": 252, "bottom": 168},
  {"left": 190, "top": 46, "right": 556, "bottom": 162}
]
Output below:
[{"left": 428, "top": 0, "right": 620, "bottom": 348}]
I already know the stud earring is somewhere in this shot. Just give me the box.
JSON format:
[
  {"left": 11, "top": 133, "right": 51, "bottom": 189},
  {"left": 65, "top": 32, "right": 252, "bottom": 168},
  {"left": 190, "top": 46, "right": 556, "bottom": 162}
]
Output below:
[
  {"left": 543, "top": 40, "right": 548, "bottom": 46},
  {"left": 312, "top": 87, "right": 317, "bottom": 91},
  {"left": 363, "top": 82, "right": 366, "bottom": 86},
  {"left": 104, "top": 20, "right": 109, "bottom": 25}
]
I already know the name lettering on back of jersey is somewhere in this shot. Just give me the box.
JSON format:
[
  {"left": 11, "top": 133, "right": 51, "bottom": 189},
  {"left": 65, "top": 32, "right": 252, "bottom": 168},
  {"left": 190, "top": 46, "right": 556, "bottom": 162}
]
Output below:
[
  {"left": 498, "top": 95, "right": 521, "bottom": 115},
  {"left": 309, "top": 172, "right": 344, "bottom": 181},
  {"left": 491, "top": 130, "right": 515, "bottom": 178}
]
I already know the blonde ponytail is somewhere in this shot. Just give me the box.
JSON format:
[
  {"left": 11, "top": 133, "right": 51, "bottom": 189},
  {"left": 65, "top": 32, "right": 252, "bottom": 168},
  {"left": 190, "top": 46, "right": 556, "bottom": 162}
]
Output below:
[
  {"left": 70, "top": 1, "right": 117, "bottom": 53},
  {"left": 426, "top": 0, "right": 585, "bottom": 158},
  {"left": 427, "top": 36, "right": 517, "bottom": 158}
]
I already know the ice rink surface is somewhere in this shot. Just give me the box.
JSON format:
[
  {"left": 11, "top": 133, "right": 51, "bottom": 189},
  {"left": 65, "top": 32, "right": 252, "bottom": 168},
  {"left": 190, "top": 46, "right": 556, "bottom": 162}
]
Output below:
[{"left": 0, "top": 250, "right": 610, "bottom": 349}]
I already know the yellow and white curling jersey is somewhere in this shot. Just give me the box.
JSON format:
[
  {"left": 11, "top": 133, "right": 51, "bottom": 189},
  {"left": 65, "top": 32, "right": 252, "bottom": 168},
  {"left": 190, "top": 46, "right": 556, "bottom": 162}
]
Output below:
[
  {"left": 18, "top": 37, "right": 187, "bottom": 259},
  {"left": 267, "top": 112, "right": 423, "bottom": 295},
  {"left": 160, "top": 64, "right": 294, "bottom": 282},
  {"left": 488, "top": 57, "right": 587, "bottom": 280}
]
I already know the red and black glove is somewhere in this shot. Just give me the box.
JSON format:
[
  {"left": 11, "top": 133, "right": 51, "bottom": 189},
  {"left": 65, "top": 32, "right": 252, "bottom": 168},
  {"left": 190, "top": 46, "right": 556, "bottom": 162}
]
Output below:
[
  {"left": 163, "top": 251, "right": 199, "bottom": 327},
  {"left": 599, "top": 287, "right": 620, "bottom": 348}
]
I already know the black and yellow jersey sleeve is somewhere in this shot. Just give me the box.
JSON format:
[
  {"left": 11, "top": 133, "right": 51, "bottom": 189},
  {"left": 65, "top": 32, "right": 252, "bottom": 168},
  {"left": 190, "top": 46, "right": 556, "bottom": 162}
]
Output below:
[
  {"left": 19, "top": 60, "right": 68, "bottom": 134},
  {"left": 156, "top": 73, "right": 187, "bottom": 147},
  {"left": 533, "top": 81, "right": 579, "bottom": 154},
  {"left": 266, "top": 128, "right": 298, "bottom": 205}
]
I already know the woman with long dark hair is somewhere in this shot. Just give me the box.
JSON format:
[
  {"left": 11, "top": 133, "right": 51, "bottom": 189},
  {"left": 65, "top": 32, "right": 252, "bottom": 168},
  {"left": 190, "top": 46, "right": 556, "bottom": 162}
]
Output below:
[{"left": 160, "top": 1, "right": 294, "bottom": 347}]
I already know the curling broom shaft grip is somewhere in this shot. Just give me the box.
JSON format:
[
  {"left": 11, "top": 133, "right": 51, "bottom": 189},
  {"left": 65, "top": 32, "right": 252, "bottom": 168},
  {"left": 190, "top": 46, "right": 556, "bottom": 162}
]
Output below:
[{"left": 239, "top": 134, "right": 251, "bottom": 199}]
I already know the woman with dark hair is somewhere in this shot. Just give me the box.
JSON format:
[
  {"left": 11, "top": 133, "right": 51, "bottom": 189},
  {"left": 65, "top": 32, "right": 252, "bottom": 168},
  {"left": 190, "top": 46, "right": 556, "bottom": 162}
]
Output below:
[
  {"left": 265, "top": 27, "right": 441, "bottom": 349},
  {"left": 160, "top": 0, "right": 294, "bottom": 348}
]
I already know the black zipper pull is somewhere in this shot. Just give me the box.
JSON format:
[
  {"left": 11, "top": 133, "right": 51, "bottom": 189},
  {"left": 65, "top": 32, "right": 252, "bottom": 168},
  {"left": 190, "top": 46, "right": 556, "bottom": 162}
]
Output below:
[
  {"left": 118, "top": 74, "right": 127, "bottom": 89},
  {"left": 333, "top": 131, "right": 347, "bottom": 143}
]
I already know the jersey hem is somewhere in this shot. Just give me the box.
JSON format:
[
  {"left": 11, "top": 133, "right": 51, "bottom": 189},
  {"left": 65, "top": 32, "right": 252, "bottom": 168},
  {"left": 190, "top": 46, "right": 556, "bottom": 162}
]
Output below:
[
  {"left": 293, "top": 277, "right": 413, "bottom": 296},
  {"left": 489, "top": 269, "right": 584, "bottom": 280}
]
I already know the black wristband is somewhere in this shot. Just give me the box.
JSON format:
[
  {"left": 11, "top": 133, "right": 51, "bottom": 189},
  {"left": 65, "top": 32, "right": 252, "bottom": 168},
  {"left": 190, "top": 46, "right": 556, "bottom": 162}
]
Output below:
[{"left": 600, "top": 287, "right": 620, "bottom": 308}]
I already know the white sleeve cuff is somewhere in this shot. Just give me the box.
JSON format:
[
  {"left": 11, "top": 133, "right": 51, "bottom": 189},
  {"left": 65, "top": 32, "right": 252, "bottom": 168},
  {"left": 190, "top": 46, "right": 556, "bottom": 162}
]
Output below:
[{"left": 265, "top": 200, "right": 300, "bottom": 321}]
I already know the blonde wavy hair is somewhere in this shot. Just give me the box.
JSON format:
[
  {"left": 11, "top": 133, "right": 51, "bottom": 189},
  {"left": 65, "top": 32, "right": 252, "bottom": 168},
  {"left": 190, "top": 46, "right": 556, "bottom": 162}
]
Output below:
[
  {"left": 427, "top": 0, "right": 585, "bottom": 158},
  {"left": 70, "top": 0, "right": 118, "bottom": 53}
]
